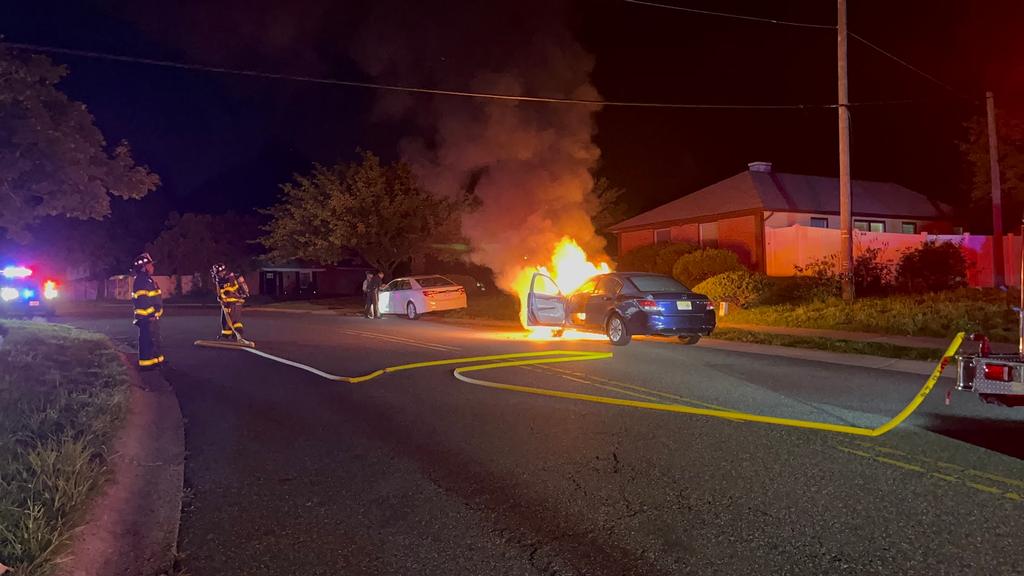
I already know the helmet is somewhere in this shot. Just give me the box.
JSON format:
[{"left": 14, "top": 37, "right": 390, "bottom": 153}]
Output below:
[
  {"left": 211, "top": 263, "right": 227, "bottom": 275},
  {"left": 132, "top": 252, "right": 154, "bottom": 271}
]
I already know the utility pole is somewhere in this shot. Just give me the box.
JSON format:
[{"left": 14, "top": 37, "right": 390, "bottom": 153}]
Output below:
[
  {"left": 987, "top": 91, "right": 1005, "bottom": 287},
  {"left": 838, "top": 0, "right": 854, "bottom": 301}
]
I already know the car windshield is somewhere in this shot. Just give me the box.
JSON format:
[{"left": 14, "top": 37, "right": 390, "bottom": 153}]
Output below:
[
  {"left": 416, "top": 276, "right": 456, "bottom": 288},
  {"left": 629, "top": 275, "right": 689, "bottom": 293}
]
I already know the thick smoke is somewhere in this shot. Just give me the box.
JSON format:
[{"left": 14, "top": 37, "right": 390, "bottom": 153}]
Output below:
[{"left": 352, "top": 0, "right": 606, "bottom": 290}]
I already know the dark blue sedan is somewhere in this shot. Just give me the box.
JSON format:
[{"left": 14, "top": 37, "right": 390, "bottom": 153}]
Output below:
[{"left": 527, "top": 272, "right": 716, "bottom": 346}]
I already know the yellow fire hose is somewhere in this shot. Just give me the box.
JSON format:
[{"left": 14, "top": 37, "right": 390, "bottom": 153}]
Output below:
[{"left": 208, "top": 333, "right": 966, "bottom": 438}]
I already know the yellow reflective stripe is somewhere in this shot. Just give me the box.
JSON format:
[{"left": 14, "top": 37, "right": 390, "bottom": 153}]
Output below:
[
  {"left": 138, "top": 355, "right": 165, "bottom": 367},
  {"left": 134, "top": 307, "right": 157, "bottom": 316},
  {"left": 232, "top": 323, "right": 243, "bottom": 328},
  {"left": 221, "top": 330, "right": 234, "bottom": 335},
  {"left": 222, "top": 284, "right": 239, "bottom": 292},
  {"left": 155, "top": 309, "right": 164, "bottom": 318},
  {"left": 221, "top": 298, "right": 243, "bottom": 303},
  {"left": 132, "top": 289, "right": 162, "bottom": 298}
]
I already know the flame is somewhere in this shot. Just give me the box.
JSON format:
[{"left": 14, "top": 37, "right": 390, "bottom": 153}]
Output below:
[{"left": 512, "top": 236, "right": 611, "bottom": 337}]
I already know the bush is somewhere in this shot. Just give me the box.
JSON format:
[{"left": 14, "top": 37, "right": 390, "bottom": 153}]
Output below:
[
  {"left": 793, "top": 246, "right": 895, "bottom": 301},
  {"left": 672, "top": 248, "right": 745, "bottom": 288},
  {"left": 692, "top": 270, "right": 770, "bottom": 308},
  {"left": 896, "top": 241, "right": 968, "bottom": 292},
  {"left": 617, "top": 242, "right": 698, "bottom": 275}
]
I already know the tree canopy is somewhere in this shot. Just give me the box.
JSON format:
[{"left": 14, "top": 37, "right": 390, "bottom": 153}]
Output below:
[
  {"left": 261, "top": 150, "right": 461, "bottom": 277},
  {"left": 147, "top": 212, "right": 261, "bottom": 279},
  {"left": 0, "top": 47, "right": 159, "bottom": 241},
  {"left": 961, "top": 111, "right": 1024, "bottom": 229}
]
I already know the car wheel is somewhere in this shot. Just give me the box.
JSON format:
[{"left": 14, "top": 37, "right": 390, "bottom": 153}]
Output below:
[
  {"left": 678, "top": 335, "right": 701, "bottom": 345},
  {"left": 406, "top": 301, "right": 420, "bottom": 320},
  {"left": 606, "top": 315, "right": 631, "bottom": 346}
]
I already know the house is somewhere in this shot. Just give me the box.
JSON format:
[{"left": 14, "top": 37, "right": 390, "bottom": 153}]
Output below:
[
  {"left": 253, "top": 260, "right": 375, "bottom": 299},
  {"left": 607, "top": 162, "right": 955, "bottom": 272}
]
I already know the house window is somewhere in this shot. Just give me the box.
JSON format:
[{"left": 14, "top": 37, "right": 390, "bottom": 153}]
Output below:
[
  {"left": 901, "top": 222, "right": 918, "bottom": 234},
  {"left": 953, "top": 226, "right": 964, "bottom": 235},
  {"left": 854, "top": 220, "right": 885, "bottom": 233},
  {"left": 699, "top": 222, "right": 719, "bottom": 248},
  {"left": 810, "top": 217, "right": 829, "bottom": 229},
  {"left": 654, "top": 228, "right": 672, "bottom": 244}
]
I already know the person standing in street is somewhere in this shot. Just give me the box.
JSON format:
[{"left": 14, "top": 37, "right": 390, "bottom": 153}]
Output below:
[
  {"left": 365, "top": 270, "right": 384, "bottom": 319},
  {"left": 131, "top": 252, "right": 164, "bottom": 370},
  {"left": 212, "top": 263, "right": 250, "bottom": 341}
]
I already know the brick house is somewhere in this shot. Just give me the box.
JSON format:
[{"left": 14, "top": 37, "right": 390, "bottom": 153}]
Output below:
[{"left": 607, "top": 162, "right": 955, "bottom": 272}]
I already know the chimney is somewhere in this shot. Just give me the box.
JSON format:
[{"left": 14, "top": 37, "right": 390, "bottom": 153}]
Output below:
[{"left": 748, "top": 161, "right": 773, "bottom": 173}]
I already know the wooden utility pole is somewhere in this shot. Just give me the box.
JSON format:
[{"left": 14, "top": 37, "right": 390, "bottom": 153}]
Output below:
[
  {"left": 838, "top": 0, "right": 854, "bottom": 301},
  {"left": 987, "top": 91, "right": 1005, "bottom": 287}
]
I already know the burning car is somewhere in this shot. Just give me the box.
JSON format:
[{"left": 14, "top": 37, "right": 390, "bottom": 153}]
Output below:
[
  {"left": 0, "top": 265, "right": 58, "bottom": 318},
  {"left": 526, "top": 271, "right": 716, "bottom": 346}
]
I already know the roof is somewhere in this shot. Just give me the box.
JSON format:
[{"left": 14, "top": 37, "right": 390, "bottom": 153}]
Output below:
[{"left": 608, "top": 169, "right": 951, "bottom": 232}]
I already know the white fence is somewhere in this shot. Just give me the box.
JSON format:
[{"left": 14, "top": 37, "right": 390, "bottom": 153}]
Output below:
[{"left": 765, "top": 225, "right": 1023, "bottom": 287}]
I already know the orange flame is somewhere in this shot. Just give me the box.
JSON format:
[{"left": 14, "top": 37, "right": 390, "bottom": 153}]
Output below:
[{"left": 512, "top": 236, "right": 611, "bottom": 336}]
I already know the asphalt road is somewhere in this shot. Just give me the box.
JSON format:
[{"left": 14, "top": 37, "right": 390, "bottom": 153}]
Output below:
[{"left": 64, "top": 309, "right": 1024, "bottom": 575}]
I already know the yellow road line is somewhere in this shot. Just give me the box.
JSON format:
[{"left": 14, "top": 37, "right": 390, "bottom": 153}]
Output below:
[
  {"left": 835, "top": 443, "right": 1022, "bottom": 503},
  {"left": 344, "top": 328, "right": 461, "bottom": 350},
  {"left": 452, "top": 332, "right": 964, "bottom": 438},
  {"left": 849, "top": 441, "right": 1024, "bottom": 490},
  {"left": 218, "top": 332, "right": 965, "bottom": 439},
  {"left": 543, "top": 365, "right": 739, "bottom": 413}
]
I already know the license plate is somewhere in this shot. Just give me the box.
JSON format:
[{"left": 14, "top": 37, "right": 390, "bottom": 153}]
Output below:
[
  {"left": 29, "top": 301, "right": 40, "bottom": 307},
  {"left": 676, "top": 301, "right": 691, "bottom": 310}
]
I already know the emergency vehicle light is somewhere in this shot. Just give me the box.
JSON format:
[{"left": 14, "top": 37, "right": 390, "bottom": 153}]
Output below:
[
  {"left": 0, "top": 287, "right": 18, "bottom": 302},
  {"left": 2, "top": 265, "right": 32, "bottom": 279},
  {"left": 44, "top": 280, "right": 58, "bottom": 300}
]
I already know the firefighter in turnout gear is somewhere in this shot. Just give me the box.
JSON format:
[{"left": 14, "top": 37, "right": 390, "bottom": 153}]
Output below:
[
  {"left": 212, "top": 263, "right": 250, "bottom": 341},
  {"left": 131, "top": 253, "right": 164, "bottom": 369}
]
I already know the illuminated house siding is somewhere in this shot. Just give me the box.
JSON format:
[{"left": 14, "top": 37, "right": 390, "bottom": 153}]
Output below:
[{"left": 607, "top": 162, "right": 953, "bottom": 273}]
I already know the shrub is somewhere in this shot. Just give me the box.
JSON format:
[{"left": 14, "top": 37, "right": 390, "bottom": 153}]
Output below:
[
  {"left": 896, "top": 241, "right": 968, "bottom": 292},
  {"left": 617, "top": 242, "right": 698, "bottom": 275},
  {"left": 672, "top": 248, "right": 745, "bottom": 287},
  {"left": 692, "top": 270, "right": 770, "bottom": 308},
  {"left": 793, "top": 246, "right": 895, "bottom": 301},
  {"left": 854, "top": 246, "right": 895, "bottom": 297}
]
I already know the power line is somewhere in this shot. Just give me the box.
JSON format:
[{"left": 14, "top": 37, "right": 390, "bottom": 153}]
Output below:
[
  {"left": 622, "top": 0, "right": 834, "bottom": 29},
  {"left": 620, "top": 1, "right": 971, "bottom": 102},
  {"left": 2, "top": 41, "right": 911, "bottom": 110},
  {"left": 849, "top": 33, "right": 971, "bottom": 100}
]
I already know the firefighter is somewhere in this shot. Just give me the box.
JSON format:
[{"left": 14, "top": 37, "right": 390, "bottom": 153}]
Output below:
[
  {"left": 131, "top": 253, "right": 164, "bottom": 370},
  {"left": 212, "top": 263, "right": 250, "bottom": 340},
  {"left": 365, "top": 270, "right": 384, "bottom": 319}
]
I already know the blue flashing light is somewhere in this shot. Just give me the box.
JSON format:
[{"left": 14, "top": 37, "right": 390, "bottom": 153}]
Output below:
[{"left": 22, "top": 289, "right": 35, "bottom": 299}]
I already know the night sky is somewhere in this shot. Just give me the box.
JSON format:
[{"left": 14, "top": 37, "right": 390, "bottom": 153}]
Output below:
[{"left": 3, "top": 0, "right": 1022, "bottom": 234}]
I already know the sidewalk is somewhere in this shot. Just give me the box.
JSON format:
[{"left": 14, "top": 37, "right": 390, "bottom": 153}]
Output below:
[{"left": 718, "top": 322, "right": 1016, "bottom": 353}]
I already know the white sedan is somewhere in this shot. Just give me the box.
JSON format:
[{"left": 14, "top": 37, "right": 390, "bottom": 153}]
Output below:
[{"left": 377, "top": 275, "right": 467, "bottom": 319}]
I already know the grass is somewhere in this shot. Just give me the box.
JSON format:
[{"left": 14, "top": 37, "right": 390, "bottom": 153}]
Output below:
[
  {"left": 723, "top": 289, "right": 1020, "bottom": 343},
  {"left": 0, "top": 320, "right": 130, "bottom": 575},
  {"left": 709, "top": 327, "right": 946, "bottom": 362}
]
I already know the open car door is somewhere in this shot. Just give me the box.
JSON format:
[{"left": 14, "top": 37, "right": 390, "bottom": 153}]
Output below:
[{"left": 526, "top": 272, "right": 566, "bottom": 327}]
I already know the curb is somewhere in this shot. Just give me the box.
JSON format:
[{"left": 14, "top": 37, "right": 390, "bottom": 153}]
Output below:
[
  {"left": 55, "top": 356, "right": 185, "bottom": 576},
  {"left": 700, "top": 337, "right": 949, "bottom": 376}
]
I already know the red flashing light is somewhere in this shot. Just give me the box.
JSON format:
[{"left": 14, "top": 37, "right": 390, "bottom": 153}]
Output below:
[{"left": 983, "top": 364, "right": 1013, "bottom": 382}]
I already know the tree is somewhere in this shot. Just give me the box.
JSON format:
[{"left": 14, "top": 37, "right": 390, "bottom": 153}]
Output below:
[
  {"left": 0, "top": 47, "right": 159, "bottom": 241},
  {"left": 961, "top": 111, "right": 1024, "bottom": 228},
  {"left": 589, "top": 177, "right": 629, "bottom": 233},
  {"left": 147, "top": 212, "right": 261, "bottom": 292},
  {"left": 261, "top": 150, "right": 461, "bottom": 277}
]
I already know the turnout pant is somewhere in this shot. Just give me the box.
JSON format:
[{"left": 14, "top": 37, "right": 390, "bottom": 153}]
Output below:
[
  {"left": 365, "top": 291, "right": 380, "bottom": 318},
  {"left": 137, "top": 318, "right": 163, "bottom": 368},
  {"left": 221, "top": 302, "right": 244, "bottom": 338}
]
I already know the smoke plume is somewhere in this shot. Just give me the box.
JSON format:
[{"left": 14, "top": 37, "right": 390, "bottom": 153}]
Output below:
[{"left": 352, "top": 0, "right": 606, "bottom": 290}]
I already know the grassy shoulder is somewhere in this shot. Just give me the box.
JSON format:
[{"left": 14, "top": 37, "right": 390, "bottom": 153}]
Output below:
[
  {"left": 0, "top": 321, "right": 130, "bottom": 575},
  {"left": 709, "top": 327, "right": 945, "bottom": 361},
  {"left": 721, "top": 290, "right": 1019, "bottom": 343}
]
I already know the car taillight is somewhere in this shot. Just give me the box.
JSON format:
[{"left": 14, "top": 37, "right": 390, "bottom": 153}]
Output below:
[
  {"left": 983, "top": 364, "right": 1014, "bottom": 382},
  {"left": 637, "top": 299, "right": 660, "bottom": 313}
]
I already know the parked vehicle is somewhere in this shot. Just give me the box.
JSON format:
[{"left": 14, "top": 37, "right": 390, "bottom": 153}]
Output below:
[
  {"left": 377, "top": 275, "right": 468, "bottom": 319},
  {"left": 527, "top": 272, "right": 716, "bottom": 346},
  {"left": 0, "top": 265, "right": 59, "bottom": 318}
]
